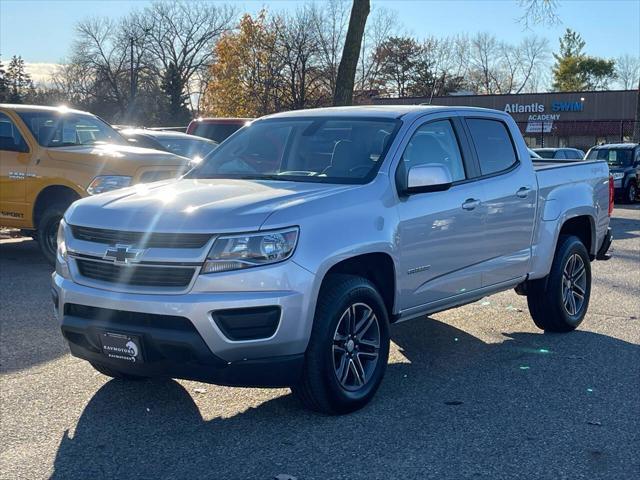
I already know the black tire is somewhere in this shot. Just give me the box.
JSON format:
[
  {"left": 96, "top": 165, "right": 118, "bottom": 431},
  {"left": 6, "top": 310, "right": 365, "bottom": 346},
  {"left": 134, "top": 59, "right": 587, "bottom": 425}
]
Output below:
[
  {"left": 37, "top": 204, "right": 67, "bottom": 265},
  {"left": 90, "top": 362, "right": 148, "bottom": 380},
  {"left": 623, "top": 180, "right": 637, "bottom": 204},
  {"left": 293, "top": 274, "right": 390, "bottom": 415},
  {"left": 527, "top": 235, "right": 591, "bottom": 332}
]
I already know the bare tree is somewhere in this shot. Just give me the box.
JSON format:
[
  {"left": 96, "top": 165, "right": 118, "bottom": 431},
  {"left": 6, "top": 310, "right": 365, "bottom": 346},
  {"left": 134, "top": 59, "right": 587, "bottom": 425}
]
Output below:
[
  {"left": 615, "top": 54, "right": 640, "bottom": 90},
  {"left": 333, "top": 0, "right": 370, "bottom": 106},
  {"left": 356, "top": 6, "right": 397, "bottom": 94},
  {"left": 136, "top": 1, "right": 235, "bottom": 121},
  {"left": 468, "top": 33, "right": 500, "bottom": 94},
  {"left": 277, "top": 7, "right": 323, "bottom": 109},
  {"left": 313, "top": 0, "right": 349, "bottom": 97},
  {"left": 72, "top": 17, "right": 130, "bottom": 116},
  {"left": 518, "top": 0, "right": 560, "bottom": 27}
]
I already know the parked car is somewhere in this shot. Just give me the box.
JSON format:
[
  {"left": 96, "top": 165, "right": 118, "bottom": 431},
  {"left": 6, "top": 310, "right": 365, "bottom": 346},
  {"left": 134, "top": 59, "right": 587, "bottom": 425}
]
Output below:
[
  {"left": 586, "top": 143, "right": 639, "bottom": 203},
  {"left": 186, "top": 117, "right": 251, "bottom": 143},
  {"left": 528, "top": 148, "right": 542, "bottom": 159},
  {"left": 53, "top": 106, "right": 613, "bottom": 414},
  {"left": 0, "top": 104, "right": 191, "bottom": 263},
  {"left": 533, "top": 147, "right": 585, "bottom": 160},
  {"left": 119, "top": 128, "right": 218, "bottom": 162},
  {"left": 147, "top": 126, "right": 187, "bottom": 133}
]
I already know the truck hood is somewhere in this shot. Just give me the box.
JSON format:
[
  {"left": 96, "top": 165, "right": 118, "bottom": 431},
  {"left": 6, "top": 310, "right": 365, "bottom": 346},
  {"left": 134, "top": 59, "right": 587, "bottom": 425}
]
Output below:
[
  {"left": 46, "top": 143, "right": 188, "bottom": 170},
  {"left": 65, "top": 178, "right": 355, "bottom": 233}
]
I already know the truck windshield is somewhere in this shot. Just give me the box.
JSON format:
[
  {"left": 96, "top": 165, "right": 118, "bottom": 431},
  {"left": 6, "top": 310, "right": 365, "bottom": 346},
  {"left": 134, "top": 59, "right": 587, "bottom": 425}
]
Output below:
[
  {"left": 586, "top": 148, "right": 633, "bottom": 168},
  {"left": 17, "top": 110, "right": 124, "bottom": 148},
  {"left": 189, "top": 117, "right": 400, "bottom": 184}
]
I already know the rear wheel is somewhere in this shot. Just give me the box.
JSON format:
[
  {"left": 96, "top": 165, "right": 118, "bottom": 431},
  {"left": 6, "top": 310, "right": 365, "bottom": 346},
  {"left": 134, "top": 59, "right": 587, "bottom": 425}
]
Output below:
[
  {"left": 37, "top": 204, "right": 67, "bottom": 265},
  {"left": 293, "top": 275, "right": 390, "bottom": 414},
  {"left": 90, "top": 362, "right": 148, "bottom": 380},
  {"left": 527, "top": 235, "right": 591, "bottom": 332}
]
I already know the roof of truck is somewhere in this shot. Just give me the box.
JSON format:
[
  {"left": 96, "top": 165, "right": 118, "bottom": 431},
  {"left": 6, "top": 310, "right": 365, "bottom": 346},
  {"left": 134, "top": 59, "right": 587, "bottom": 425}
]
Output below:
[
  {"left": 590, "top": 143, "right": 638, "bottom": 150},
  {"left": 0, "top": 104, "right": 90, "bottom": 115},
  {"left": 262, "top": 105, "right": 507, "bottom": 121}
]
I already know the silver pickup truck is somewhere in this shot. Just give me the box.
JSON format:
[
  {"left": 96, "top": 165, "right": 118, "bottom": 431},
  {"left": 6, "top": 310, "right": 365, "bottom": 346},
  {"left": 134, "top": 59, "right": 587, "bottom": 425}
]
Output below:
[{"left": 52, "top": 106, "right": 613, "bottom": 414}]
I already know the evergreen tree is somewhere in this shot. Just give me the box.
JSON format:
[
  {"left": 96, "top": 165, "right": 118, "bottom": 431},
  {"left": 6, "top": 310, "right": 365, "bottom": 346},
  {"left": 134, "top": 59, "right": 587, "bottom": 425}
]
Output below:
[
  {"left": 0, "top": 56, "right": 9, "bottom": 102},
  {"left": 552, "top": 29, "right": 615, "bottom": 91},
  {"left": 160, "top": 62, "right": 190, "bottom": 125},
  {"left": 5, "top": 55, "right": 35, "bottom": 103}
]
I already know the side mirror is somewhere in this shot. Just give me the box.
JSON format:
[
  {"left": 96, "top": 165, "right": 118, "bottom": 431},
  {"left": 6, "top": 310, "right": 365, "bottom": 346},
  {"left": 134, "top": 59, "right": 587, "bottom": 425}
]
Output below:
[{"left": 405, "top": 164, "right": 453, "bottom": 194}]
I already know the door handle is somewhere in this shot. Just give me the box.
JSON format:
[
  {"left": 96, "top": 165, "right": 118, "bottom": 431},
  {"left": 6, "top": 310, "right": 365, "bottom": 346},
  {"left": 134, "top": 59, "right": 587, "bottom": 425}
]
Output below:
[
  {"left": 516, "top": 186, "right": 532, "bottom": 198},
  {"left": 462, "top": 198, "right": 481, "bottom": 210}
]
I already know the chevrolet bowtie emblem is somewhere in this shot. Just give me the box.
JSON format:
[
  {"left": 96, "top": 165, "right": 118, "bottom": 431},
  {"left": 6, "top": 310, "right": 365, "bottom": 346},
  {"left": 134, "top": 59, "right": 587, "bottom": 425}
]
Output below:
[{"left": 103, "top": 244, "right": 146, "bottom": 264}]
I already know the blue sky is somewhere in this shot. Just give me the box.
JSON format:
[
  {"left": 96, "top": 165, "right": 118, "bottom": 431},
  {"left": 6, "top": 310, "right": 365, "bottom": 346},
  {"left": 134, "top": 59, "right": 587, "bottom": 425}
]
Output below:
[{"left": 1, "top": 0, "right": 638, "bottom": 75}]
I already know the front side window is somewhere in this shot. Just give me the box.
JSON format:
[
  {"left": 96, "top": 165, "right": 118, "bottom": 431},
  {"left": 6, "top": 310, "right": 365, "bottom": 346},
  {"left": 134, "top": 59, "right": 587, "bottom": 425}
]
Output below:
[
  {"left": 17, "top": 110, "right": 123, "bottom": 148},
  {"left": 191, "top": 117, "right": 399, "bottom": 184},
  {"left": 399, "top": 120, "right": 466, "bottom": 182},
  {"left": 0, "top": 112, "right": 28, "bottom": 152},
  {"left": 466, "top": 119, "right": 518, "bottom": 176},
  {"left": 554, "top": 150, "right": 567, "bottom": 159}
]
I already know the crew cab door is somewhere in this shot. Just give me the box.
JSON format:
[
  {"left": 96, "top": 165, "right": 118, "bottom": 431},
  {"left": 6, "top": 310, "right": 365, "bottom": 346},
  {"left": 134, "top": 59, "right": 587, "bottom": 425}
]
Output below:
[
  {"left": 462, "top": 117, "right": 536, "bottom": 287},
  {"left": 395, "top": 116, "right": 486, "bottom": 310},
  {"left": 0, "top": 111, "right": 31, "bottom": 227}
]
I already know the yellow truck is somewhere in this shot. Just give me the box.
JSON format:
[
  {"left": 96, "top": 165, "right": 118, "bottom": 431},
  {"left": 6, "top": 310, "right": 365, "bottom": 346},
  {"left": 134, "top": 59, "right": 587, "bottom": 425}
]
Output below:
[{"left": 0, "top": 104, "right": 190, "bottom": 263}]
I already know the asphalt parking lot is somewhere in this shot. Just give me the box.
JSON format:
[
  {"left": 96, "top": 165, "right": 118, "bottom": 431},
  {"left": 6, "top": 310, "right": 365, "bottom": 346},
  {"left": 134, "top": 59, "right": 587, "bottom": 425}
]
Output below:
[{"left": 1, "top": 205, "right": 638, "bottom": 480}]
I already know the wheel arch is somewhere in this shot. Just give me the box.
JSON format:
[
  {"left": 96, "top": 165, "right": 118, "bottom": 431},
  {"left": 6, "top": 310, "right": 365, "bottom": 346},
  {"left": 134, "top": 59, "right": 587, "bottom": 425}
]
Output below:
[
  {"left": 316, "top": 252, "right": 397, "bottom": 319},
  {"left": 32, "top": 185, "right": 81, "bottom": 228},
  {"left": 558, "top": 214, "right": 595, "bottom": 258}
]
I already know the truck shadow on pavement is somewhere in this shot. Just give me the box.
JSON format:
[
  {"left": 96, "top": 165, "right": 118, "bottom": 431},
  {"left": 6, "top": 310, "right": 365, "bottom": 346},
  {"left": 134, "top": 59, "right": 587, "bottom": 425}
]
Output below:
[
  {"left": 0, "top": 239, "right": 67, "bottom": 374},
  {"left": 51, "top": 318, "right": 639, "bottom": 480}
]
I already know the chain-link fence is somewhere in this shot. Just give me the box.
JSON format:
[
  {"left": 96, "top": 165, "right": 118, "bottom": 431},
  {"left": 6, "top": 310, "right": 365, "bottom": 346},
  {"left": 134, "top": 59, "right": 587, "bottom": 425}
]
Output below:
[{"left": 515, "top": 120, "right": 637, "bottom": 152}]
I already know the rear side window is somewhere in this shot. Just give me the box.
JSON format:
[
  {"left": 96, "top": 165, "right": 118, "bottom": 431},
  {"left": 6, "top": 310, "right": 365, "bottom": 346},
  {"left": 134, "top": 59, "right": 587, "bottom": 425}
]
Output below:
[
  {"left": 192, "top": 123, "right": 243, "bottom": 143},
  {"left": 555, "top": 150, "right": 567, "bottom": 159},
  {"left": 466, "top": 119, "right": 518, "bottom": 176}
]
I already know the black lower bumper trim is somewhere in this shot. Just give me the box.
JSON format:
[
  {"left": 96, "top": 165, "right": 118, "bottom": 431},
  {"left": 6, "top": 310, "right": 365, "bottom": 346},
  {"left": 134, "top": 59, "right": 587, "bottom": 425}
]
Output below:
[
  {"left": 596, "top": 227, "right": 613, "bottom": 260},
  {"left": 61, "top": 314, "right": 303, "bottom": 388}
]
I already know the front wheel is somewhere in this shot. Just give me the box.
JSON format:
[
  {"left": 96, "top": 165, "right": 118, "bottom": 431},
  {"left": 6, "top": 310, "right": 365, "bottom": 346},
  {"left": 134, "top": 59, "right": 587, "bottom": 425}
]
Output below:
[
  {"left": 527, "top": 235, "right": 591, "bottom": 332},
  {"left": 37, "top": 204, "right": 67, "bottom": 265},
  {"left": 293, "top": 275, "right": 390, "bottom": 414}
]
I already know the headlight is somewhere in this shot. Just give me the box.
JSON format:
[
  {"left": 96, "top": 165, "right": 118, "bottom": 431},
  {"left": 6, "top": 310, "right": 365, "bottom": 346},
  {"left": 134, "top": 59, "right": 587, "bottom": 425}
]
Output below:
[
  {"left": 87, "top": 175, "right": 132, "bottom": 195},
  {"left": 202, "top": 227, "right": 299, "bottom": 274},
  {"left": 612, "top": 172, "right": 624, "bottom": 180},
  {"left": 55, "top": 219, "right": 70, "bottom": 278}
]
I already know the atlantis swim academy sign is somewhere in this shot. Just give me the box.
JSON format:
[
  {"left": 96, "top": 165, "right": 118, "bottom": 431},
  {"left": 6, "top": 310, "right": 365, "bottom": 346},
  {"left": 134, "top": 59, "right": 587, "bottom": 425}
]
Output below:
[{"left": 503, "top": 100, "right": 585, "bottom": 133}]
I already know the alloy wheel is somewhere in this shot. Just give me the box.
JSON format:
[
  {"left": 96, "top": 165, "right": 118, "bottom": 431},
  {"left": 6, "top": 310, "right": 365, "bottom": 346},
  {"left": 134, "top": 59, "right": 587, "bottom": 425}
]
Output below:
[
  {"left": 332, "top": 302, "right": 381, "bottom": 391},
  {"left": 562, "top": 253, "right": 587, "bottom": 316}
]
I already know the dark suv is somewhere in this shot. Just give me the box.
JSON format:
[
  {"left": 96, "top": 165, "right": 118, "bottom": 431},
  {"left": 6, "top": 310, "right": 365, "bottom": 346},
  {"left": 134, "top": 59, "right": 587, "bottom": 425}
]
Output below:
[
  {"left": 186, "top": 117, "right": 251, "bottom": 143},
  {"left": 533, "top": 148, "right": 585, "bottom": 160},
  {"left": 586, "top": 143, "right": 639, "bottom": 203}
]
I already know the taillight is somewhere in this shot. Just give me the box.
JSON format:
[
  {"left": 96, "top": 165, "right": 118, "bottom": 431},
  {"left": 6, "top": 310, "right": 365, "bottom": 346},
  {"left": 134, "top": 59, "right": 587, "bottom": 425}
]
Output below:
[{"left": 608, "top": 175, "right": 614, "bottom": 216}]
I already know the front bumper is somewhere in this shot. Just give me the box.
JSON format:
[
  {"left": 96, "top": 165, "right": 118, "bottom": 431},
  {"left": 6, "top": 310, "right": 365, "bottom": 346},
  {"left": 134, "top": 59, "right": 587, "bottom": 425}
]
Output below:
[{"left": 52, "top": 261, "right": 316, "bottom": 385}]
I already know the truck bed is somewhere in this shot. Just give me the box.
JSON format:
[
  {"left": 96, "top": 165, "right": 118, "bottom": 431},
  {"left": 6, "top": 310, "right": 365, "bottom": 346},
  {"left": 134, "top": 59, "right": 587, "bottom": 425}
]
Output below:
[{"left": 532, "top": 159, "right": 600, "bottom": 171}]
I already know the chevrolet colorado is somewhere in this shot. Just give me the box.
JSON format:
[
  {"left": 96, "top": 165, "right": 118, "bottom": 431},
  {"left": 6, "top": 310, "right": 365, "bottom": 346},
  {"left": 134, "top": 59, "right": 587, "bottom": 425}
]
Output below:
[{"left": 52, "top": 106, "right": 613, "bottom": 414}]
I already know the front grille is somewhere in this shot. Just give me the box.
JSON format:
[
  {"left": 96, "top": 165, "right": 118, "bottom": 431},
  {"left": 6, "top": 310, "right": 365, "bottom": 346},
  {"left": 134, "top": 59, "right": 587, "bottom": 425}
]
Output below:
[
  {"left": 76, "top": 259, "right": 195, "bottom": 288},
  {"left": 70, "top": 225, "right": 211, "bottom": 249}
]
